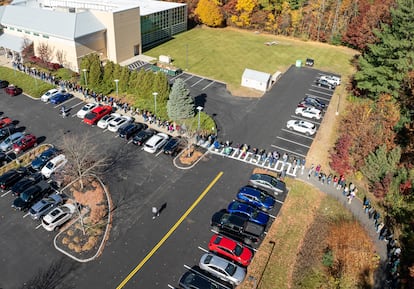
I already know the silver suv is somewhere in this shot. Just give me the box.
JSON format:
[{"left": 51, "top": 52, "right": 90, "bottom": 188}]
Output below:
[
  {"left": 29, "top": 193, "right": 63, "bottom": 220},
  {"left": 199, "top": 253, "right": 246, "bottom": 286}
]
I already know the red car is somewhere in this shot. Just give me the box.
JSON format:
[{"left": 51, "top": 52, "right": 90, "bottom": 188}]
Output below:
[
  {"left": 0, "top": 117, "right": 12, "bottom": 128},
  {"left": 208, "top": 234, "right": 253, "bottom": 267},
  {"left": 13, "top": 134, "right": 37, "bottom": 153},
  {"left": 83, "top": 105, "right": 113, "bottom": 125},
  {"left": 5, "top": 85, "right": 23, "bottom": 96}
]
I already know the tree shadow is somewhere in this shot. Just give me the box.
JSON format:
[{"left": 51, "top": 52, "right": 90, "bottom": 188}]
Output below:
[
  {"left": 36, "top": 136, "right": 46, "bottom": 145},
  {"left": 193, "top": 93, "right": 207, "bottom": 108}
]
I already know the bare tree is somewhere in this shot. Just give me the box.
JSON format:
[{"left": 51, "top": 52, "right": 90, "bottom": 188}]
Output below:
[
  {"left": 56, "top": 49, "right": 66, "bottom": 66},
  {"left": 60, "top": 134, "right": 110, "bottom": 189},
  {"left": 21, "top": 38, "right": 34, "bottom": 62},
  {"left": 36, "top": 42, "right": 54, "bottom": 63}
]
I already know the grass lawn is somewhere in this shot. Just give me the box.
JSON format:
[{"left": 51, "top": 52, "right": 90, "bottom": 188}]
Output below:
[{"left": 146, "top": 27, "right": 358, "bottom": 91}]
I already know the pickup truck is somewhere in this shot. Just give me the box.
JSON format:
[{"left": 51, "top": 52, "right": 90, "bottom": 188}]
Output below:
[{"left": 211, "top": 210, "right": 266, "bottom": 245}]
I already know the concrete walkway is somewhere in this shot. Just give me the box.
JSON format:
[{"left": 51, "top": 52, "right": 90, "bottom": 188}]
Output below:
[{"left": 295, "top": 170, "right": 389, "bottom": 288}]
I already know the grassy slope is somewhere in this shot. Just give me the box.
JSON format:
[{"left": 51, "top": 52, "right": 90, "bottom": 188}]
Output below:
[{"left": 146, "top": 27, "right": 357, "bottom": 90}]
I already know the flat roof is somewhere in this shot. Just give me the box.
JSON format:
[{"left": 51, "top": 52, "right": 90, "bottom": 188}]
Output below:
[{"left": 242, "top": 68, "right": 271, "bottom": 83}]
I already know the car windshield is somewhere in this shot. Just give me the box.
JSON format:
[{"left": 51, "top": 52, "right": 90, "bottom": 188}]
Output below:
[
  {"left": 233, "top": 244, "right": 243, "bottom": 256},
  {"left": 225, "top": 263, "right": 236, "bottom": 275},
  {"left": 21, "top": 191, "right": 31, "bottom": 202},
  {"left": 45, "top": 162, "right": 54, "bottom": 169},
  {"left": 84, "top": 113, "right": 96, "bottom": 120}
]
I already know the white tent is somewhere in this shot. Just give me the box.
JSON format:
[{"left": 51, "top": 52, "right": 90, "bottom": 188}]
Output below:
[{"left": 241, "top": 68, "right": 271, "bottom": 92}]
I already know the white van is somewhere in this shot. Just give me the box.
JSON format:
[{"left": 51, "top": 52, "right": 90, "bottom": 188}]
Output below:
[{"left": 41, "top": 154, "right": 67, "bottom": 178}]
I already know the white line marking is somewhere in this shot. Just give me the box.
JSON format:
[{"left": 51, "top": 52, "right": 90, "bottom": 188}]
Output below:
[
  {"left": 305, "top": 93, "right": 331, "bottom": 102},
  {"left": 23, "top": 212, "right": 30, "bottom": 218},
  {"left": 197, "top": 246, "right": 209, "bottom": 253},
  {"left": 184, "top": 264, "right": 191, "bottom": 270},
  {"left": 268, "top": 214, "right": 277, "bottom": 219},
  {"left": 202, "top": 81, "right": 214, "bottom": 91},
  {"left": 270, "top": 144, "right": 307, "bottom": 158},
  {"left": 167, "top": 284, "right": 176, "bottom": 289},
  {"left": 156, "top": 150, "right": 163, "bottom": 157},
  {"left": 280, "top": 130, "right": 315, "bottom": 141},
  {"left": 308, "top": 88, "right": 333, "bottom": 97},
  {"left": 184, "top": 75, "right": 194, "bottom": 82},
  {"left": 127, "top": 139, "right": 133, "bottom": 144},
  {"left": 191, "top": 78, "right": 204, "bottom": 87},
  {"left": 290, "top": 115, "right": 321, "bottom": 124},
  {"left": 1, "top": 190, "right": 11, "bottom": 197},
  {"left": 275, "top": 199, "right": 284, "bottom": 205},
  {"left": 70, "top": 101, "right": 85, "bottom": 109},
  {"left": 35, "top": 224, "right": 42, "bottom": 229}
]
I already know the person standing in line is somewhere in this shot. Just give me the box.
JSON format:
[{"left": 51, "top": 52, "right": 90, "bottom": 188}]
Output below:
[
  {"left": 152, "top": 207, "right": 159, "bottom": 219},
  {"left": 301, "top": 158, "right": 306, "bottom": 175},
  {"left": 308, "top": 164, "right": 314, "bottom": 179},
  {"left": 315, "top": 164, "right": 321, "bottom": 177}
]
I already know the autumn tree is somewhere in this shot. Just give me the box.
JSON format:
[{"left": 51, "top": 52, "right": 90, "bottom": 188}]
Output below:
[
  {"left": 230, "top": 0, "right": 258, "bottom": 27},
  {"left": 36, "top": 42, "right": 54, "bottom": 63},
  {"left": 167, "top": 78, "right": 195, "bottom": 120},
  {"left": 195, "top": 0, "right": 224, "bottom": 27}
]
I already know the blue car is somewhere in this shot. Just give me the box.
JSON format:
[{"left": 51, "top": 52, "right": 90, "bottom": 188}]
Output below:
[
  {"left": 31, "top": 147, "right": 58, "bottom": 171},
  {"left": 236, "top": 185, "right": 275, "bottom": 212},
  {"left": 50, "top": 93, "right": 72, "bottom": 104},
  {"left": 227, "top": 200, "right": 269, "bottom": 226}
]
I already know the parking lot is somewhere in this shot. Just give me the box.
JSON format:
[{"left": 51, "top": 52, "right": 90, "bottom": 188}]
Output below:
[{"left": 0, "top": 65, "right": 336, "bottom": 289}]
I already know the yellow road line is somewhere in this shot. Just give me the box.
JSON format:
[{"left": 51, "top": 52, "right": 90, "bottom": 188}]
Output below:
[{"left": 116, "top": 171, "right": 224, "bottom": 289}]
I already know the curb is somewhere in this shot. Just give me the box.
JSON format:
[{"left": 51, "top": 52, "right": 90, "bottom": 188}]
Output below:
[{"left": 173, "top": 144, "right": 209, "bottom": 170}]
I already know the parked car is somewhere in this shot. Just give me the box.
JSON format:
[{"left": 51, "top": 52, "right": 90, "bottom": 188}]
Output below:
[
  {"left": 12, "top": 134, "right": 37, "bottom": 153},
  {"left": 0, "top": 167, "right": 28, "bottom": 191},
  {"left": 97, "top": 113, "right": 121, "bottom": 129},
  {"left": 41, "top": 154, "right": 67, "bottom": 178},
  {"left": 132, "top": 129, "right": 156, "bottom": 146},
  {"left": 295, "top": 106, "right": 322, "bottom": 120},
  {"left": 0, "top": 125, "right": 16, "bottom": 142},
  {"left": 107, "top": 116, "right": 133, "bottom": 132},
  {"left": 4, "top": 84, "right": 22, "bottom": 96},
  {"left": 297, "top": 96, "right": 326, "bottom": 111},
  {"left": 118, "top": 123, "right": 147, "bottom": 139},
  {"left": 227, "top": 200, "right": 269, "bottom": 226},
  {"left": 286, "top": 120, "right": 317, "bottom": 136},
  {"left": 83, "top": 105, "right": 113, "bottom": 125},
  {"left": 163, "top": 137, "right": 181, "bottom": 156},
  {"left": 249, "top": 173, "right": 287, "bottom": 196},
  {"left": 199, "top": 253, "right": 246, "bottom": 286},
  {"left": 236, "top": 185, "right": 275, "bottom": 212},
  {"left": 11, "top": 172, "right": 43, "bottom": 196},
  {"left": 320, "top": 75, "right": 341, "bottom": 86},
  {"left": 50, "top": 92, "right": 72, "bottom": 104},
  {"left": 40, "top": 88, "right": 60, "bottom": 102},
  {"left": 0, "top": 80, "right": 9, "bottom": 88},
  {"left": 144, "top": 132, "right": 169, "bottom": 153},
  {"left": 179, "top": 270, "right": 232, "bottom": 289},
  {"left": 0, "top": 116, "right": 13, "bottom": 128},
  {"left": 76, "top": 103, "right": 99, "bottom": 118},
  {"left": 0, "top": 132, "right": 24, "bottom": 152},
  {"left": 30, "top": 147, "right": 58, "bottom": 171},
  {"left": 11, "top": 181, "right": 51, "bottom": 211},
  {"left": 208, "top": 234, "right": 253, "bottom": 267},
  {"left": 315, "top": 78, "right": 336, "bottom": 89},
  {"left": 29, "top": 193, "right": 63, "bottom": 220},
  {"left": 0, "top": 151, "right": 15, "bottom": 165},
  {"left": 42, "top": 203, "right": 76, "bottom": 231},
  {"left": 211, "top": 210, "right": 266, "bottom": 245}
]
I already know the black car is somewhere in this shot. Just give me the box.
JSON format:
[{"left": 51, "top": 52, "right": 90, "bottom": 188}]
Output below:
[
  {"left": 315, "top": 78, "right": 335, "bottom": 89},
  {"left": 298, "top": 96, "right": 326, "bottom": 111},
  {"left": 179, "top": 269, "right": 232, "bottom": 289},
  {"left": 11, "top": 172, "right": 43, "bottom": 196},
  {"left": 0, "top": 167, "right": 28, "bottom": 191},
  {"left": 0, "top": 80, "right": 9, "bottom": 89},
  {"left": 30, "top": 147, "right": 58, "bottom": 171},
  {"left": 12, "top": 181, "right": 51, "bottom": 211},
  {"left": 0, "top": 125, "right": 17, "bottom": 142},
  {"left": 0, "top": 151, "right": 16, "bottom": 166},
  {"left": 132, "top": 129, "right": 156, "bottom": 146},
  {"left": 163, "top": 137, "right": 181, "bottom": 156},
  {"left": 119, "top": 123, "right": 147, "bottom": 140}
]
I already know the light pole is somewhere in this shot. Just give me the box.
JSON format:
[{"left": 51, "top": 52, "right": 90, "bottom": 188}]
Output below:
[
  {"left": 196, "top": 106, "right": 203, "bottom": 131},
  {"left": 82, "top": 68, "right": 88, "bottom": 87},
  {"left": 186, "top": 44, "right": 188, "bottom": 71},
  {"left": 153, "top": 92, "right": 158, "bottom": 116},
  {"left": 114, "top": 79, "right": 119, "bottom": 98},
  {"left": 336, "top": 94, "right": 340, "bottom": 116}
]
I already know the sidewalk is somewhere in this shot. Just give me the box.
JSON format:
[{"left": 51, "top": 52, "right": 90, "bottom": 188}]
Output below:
[{"left": 295, "top": 170, "right": 389, "bottom": 288}]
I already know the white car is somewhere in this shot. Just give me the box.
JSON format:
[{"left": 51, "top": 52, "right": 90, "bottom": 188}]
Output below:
[
  {"left": 199, "top": 253, "right": 246, "bottom": 286},
  {"left": 40, "top": 88, "right": 63, "bottom": 102},
  {"left": 295, "top": 107, "right": 322, "bottom": 120},
  {"left": 320, "top": 75, "right": 341, "bottom": 86},
  {"left": 41, "top": 203, "right": 76, "bottom": 231},
  {"left": 144, "top": 133, "right": 169, "bottom": 153},
  {"left": 41, "top": 154, "right": 67, "bottom": 178},
  {"left": 107, "top": 116, "right": 133, "bottom": 132},
  {"left": 286, "top": 120, "right": 317, "bottom": 136},
  {"left": 97, "top": 113, "right": 121, "bottom": 129},
  {"left": 76, "top": 103, "right": 99, "bottom": 119}
]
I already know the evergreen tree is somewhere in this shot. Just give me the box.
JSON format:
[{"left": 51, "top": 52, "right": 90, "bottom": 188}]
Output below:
[
  {"left": 152, "top": 72, "right": 170, "bottom": 103},
  {"left": 128, "top": 70, "right": 139, "bottom": 95},
  {"left": 88, "top": 54, "right": 102, "bottom": 89},
  {"left": 361, "top": 144, "right": 401, "bottom": 183},
  {"left": 101, "top": 61, "right": 115, "bottom": 94},
  {"left": 119, "top": 66, "right": 130, "bottom": 93},
  {"left": 355, "top": 0, "right": 414, "bottom": 99},
  {"left": 167, "top": 78, "right": 195, "bottom": 120}
]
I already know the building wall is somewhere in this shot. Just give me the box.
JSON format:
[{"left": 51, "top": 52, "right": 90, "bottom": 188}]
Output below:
[
  {"left": 92, "top": 7, "right": 141, "bottom": 63},
  {"left": 241, "top": 77, "right": 269, "bottom": 92}
]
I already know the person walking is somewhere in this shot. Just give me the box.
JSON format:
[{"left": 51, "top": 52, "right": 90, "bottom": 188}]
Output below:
[{"left": 152, "top": 206, "right": 159, "bottom": 219}]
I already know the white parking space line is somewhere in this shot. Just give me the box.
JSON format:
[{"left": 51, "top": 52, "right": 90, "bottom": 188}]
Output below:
[
  {"left": 184, "top": 75, "right": 194, "bottom": 82},
  {"left": 167, "top": 284, "right": 176, "bottom": 289},
  {"left": 308, "top": 88, "right": 334, "bottom": 97},
  {"left": 197, "top": 246, "right": 209, "bottom": 253},
  {"left": 275, "top": 199, "right": 284, "bottom": 205},
  {"left": 305, "top": 93, "right": 331, "bottom": 102},
  {"left": 280, "top": 130, "right": 314, "bottom": 141},
  {"left": 202, "top": 81, "right": 214, "bottom": 91},
  {"left": 184, "top": 264, "right": 192, "bottom": 270},
  {"left": 35, "top": 223, "right": 42, "bottom": 229},
  {"left": 211, "top": 229, "right": 219, "bottom": 235},
  {"left": 53, "top": 98, "right": 77, "bottom": 108},
  {"left": 191, "top": 78, "right": 204, "bottom": 87},
  {"left": 70, "top": 101, "right": 85, "bottom": 109},
  {"left": 169, "top": 73, "right": 182, "bottom": 82},
  {"left": 127, "top": 139, "right": 133, "bottom": 144},
  {"left": 1, "top": 190, "right": 11, "bottom": 197},
  {"left": 268, "top": 213, "right": 277, "bottom": 219},
  {"left": 270, "top": 144, "right": 306, "bottom": 158},
  {"left": 23, "top": 212, "right": 30, "bottom": 218},
  {"left": 290, "top": 115, "right": 321, "bottom": 124},
  {"left": 156, "top": 150, "right": 163, "bottom": 157}
]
